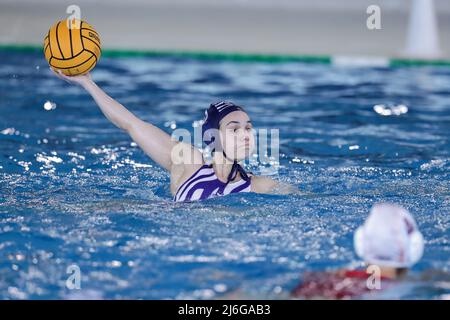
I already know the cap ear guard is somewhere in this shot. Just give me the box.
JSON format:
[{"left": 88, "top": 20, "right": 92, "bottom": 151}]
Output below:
[
  {"left": 203, "top": 129, "right": 223, "bottom": 153},
  {"left": 408, "top": 230, "right": 424, "bottom": 266},
  {"left": 353, "top": 226, "right": 365, "bottom": 259},
  {"left": 402, "top": 211, "right": 424, "bottom": 267}
]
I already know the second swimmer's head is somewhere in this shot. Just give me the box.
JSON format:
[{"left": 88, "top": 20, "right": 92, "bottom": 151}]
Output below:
[
  {"left": 202, "top": 101, "right": 255, "bottom": 161},
  {"left": 354, "top": 203, "right": 424, "bottom": 277}
]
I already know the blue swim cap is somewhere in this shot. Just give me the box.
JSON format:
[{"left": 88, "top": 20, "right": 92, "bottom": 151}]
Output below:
[
  {"left": 202, "top": 101, "right": 245, "bottom": 147},
  {"left": 201, "top": 101, "right": 251, "bottom": 183}
]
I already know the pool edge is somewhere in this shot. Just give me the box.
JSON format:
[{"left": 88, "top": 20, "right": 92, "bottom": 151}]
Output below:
[{"left": 2, "top": 43, "right": 450, "bottom": 67}]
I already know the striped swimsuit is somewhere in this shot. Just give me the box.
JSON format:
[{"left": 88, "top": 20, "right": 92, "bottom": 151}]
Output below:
[{"left": 174, "top": 163, "right": 252, "bottom": 202}]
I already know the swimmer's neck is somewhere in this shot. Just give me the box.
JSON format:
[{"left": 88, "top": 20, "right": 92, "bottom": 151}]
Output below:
[
  {"left": 377, "top": 266, "right": 408, "bottom": 280},
  {"left": 211, "top": 152, "right": 239, "bottom": 182}
]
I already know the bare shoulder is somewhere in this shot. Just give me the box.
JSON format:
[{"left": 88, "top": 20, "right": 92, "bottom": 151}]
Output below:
[
  {"left": 250, "top": 175, "right": 278, "bottom": 193},
  {"left": 250, "top": 175, "right": 300, "bottom": 195},
  {"left": 169, "top": 142, "right": 204, "bottom": 195}
]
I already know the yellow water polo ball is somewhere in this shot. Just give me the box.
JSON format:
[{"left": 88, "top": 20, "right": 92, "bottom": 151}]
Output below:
[{"left": 44, "top": 19, "right": 101, "bottom": 76}]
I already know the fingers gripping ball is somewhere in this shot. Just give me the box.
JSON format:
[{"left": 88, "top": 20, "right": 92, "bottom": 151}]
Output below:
[{"left": 44, "top": 19, "right": 101, "bottom": 76}]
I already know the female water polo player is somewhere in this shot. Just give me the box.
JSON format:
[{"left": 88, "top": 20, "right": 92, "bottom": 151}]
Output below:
[{"left": 52, "top": 71, "right": 299, "bottom": 202}]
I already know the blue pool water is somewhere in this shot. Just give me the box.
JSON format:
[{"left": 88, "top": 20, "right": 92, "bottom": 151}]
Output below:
[{"left": 0, "top": 50, "right": 449, "bottom": 299}]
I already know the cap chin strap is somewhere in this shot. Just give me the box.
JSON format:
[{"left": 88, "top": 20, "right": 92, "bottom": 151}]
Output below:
[{"left": 222, "top": 150, "right": 250, "bottom": 183}]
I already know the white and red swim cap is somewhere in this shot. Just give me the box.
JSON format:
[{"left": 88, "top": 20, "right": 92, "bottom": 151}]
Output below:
[{"left": 354, "top": 203, "right": 424, "bottom": 268}]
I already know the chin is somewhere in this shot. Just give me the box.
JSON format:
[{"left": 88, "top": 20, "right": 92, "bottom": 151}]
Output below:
[{"left": 235, "top": 147, "right": 253, "bottom": 161}]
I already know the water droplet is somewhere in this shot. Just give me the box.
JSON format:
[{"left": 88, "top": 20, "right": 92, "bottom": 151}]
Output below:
[{"left": 43, "top": 101, "right": 56, "bottom": 111}]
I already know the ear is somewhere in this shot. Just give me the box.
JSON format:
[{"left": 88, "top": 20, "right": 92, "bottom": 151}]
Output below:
[{"left": 354, "top": 226, "right": 365, "bottom": 259}]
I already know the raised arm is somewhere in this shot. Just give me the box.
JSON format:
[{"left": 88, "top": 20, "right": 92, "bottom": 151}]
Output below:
[{"left": 52, "top": 70, "right": 176, "bottom": 171}]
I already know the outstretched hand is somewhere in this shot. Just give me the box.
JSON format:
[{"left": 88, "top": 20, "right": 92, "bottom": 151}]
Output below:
[{"left": 50, "top": 68, "right": 92, "bottom": 87}]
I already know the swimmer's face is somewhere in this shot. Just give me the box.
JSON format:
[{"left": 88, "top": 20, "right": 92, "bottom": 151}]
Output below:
[{"left": 219, "top": 111, "right": 255, "bottom": 161}]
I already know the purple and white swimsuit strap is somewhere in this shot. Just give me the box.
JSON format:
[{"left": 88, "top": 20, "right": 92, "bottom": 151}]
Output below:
[{"left": 174, "top": 164, "right": 252, "bottom": 202}]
